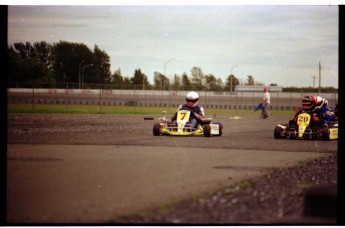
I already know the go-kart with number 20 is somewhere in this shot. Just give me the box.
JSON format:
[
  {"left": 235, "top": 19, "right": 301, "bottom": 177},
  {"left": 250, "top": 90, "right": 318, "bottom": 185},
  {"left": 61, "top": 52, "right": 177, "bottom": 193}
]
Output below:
[
  {"left": 274, "top": 111, "right": 338, "bottom": 140},
  {"left": 153, "top": 110, "right": 223, "bottom": 137}
]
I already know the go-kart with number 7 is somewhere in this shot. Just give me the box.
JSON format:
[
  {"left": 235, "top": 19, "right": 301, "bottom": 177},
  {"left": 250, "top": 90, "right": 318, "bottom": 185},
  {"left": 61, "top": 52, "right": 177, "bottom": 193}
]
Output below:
[{"left": 153, "top": 110, "right": 223, "bottom": 137}]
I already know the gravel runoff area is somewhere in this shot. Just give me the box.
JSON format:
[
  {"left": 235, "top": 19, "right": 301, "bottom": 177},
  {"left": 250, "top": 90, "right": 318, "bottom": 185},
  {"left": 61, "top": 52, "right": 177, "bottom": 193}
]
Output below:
[
  {"left": 7, "top": 114, "right": 339, "bottom": 225},
  {"left": 115, "top": 153, "right": 337, "bottom": 225}
]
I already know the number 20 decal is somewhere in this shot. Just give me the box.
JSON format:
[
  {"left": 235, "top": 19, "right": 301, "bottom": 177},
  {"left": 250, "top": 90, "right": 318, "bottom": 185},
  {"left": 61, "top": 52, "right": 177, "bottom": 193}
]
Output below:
[{"left": 297, "top": 113, "right": 310, "bottom": 124}]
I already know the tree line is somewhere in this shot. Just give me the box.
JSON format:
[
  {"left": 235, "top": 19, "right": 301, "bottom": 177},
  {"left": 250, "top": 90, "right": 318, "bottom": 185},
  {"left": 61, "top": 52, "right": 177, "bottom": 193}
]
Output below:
[
  {"left": 7, "top": 41, "right": 337, "bottom": 93},
  {"left": 7, "top": 40, "right": 263, "bottom": 91},
  {"left": 8, "top": 41, "right": 111, "bottom": 88}
]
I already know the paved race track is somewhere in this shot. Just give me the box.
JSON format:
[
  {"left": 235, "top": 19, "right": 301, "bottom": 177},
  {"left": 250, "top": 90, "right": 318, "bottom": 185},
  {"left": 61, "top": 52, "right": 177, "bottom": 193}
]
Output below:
[{"left": 7, "top": 114, "right": 337, "bottom": 223}]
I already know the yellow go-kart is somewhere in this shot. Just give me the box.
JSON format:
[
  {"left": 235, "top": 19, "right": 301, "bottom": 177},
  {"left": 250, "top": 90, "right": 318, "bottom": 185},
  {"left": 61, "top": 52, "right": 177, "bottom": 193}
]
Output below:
[
  {"left": 274, "top": 111, "right": 338, "bottom": 141},
  {"left": 153, "top": 110, "right": 223, "bottom": 137}
]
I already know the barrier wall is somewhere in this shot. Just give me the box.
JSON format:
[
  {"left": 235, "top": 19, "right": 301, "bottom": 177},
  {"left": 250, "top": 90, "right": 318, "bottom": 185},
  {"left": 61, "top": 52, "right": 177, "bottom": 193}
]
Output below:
[{"left": 7, "top": 88, "right": 338, "bottom": 111}]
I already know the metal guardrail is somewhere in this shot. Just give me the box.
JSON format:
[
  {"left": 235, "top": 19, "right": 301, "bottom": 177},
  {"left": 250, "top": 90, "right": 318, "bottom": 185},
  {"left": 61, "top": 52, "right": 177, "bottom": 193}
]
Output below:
[{"left": 7, "top": 88, "right": 338, "bottom": 111}]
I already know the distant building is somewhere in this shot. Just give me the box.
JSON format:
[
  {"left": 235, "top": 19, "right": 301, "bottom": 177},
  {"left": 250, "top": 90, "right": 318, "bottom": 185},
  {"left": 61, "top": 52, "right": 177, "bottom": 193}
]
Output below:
[{"left": 235, "top": 85, "right": 283, "bottom": 92}]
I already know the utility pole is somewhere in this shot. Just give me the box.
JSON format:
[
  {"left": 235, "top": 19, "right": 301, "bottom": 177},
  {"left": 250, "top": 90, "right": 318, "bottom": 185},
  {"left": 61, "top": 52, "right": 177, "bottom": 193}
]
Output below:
[
  {"left": 164, "top": 58, "right": 175, "bottom": 91},
  {"left": 318, "top": 62, "right": 321, "bottom": 95},
  {"left": 311, "top": 75, "right": 317, "bottom": 88},
  {"left": 78, "top": 60, "right": 84, "bottom": 90},
  {"left": 230, "top": 64, "right": 238, "bottom": 93},
  {"left": 143, "top": 75, "right": 145, "bottom": 90}
]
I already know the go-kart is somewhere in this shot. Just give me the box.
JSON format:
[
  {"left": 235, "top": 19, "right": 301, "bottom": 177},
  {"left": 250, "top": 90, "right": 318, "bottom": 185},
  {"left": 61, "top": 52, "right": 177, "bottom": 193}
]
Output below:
[
  {"left": 274, "top": 111, "right": 338, "bottom": 140},
  {"left": 153, "top": 110, "right": 223, "bottom": 137}
]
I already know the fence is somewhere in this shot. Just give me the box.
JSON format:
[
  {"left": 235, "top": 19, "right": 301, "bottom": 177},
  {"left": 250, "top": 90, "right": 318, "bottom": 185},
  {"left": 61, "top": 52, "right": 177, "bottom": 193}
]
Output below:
[{"left": 7, "top": 86, "right": 339, "bottom": 112}]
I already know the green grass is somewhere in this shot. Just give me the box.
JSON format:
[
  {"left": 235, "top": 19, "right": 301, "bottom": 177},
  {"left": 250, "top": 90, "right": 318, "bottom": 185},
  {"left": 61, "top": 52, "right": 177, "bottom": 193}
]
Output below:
[
  {"left": 236, "top": 179, "right": 255, "bottom": 189},
  {"left": 297, "top": 182, "right": 314, "bottom": 192},
  {"left": 7, "top": 103, "right": 295, "bottom": 117}
]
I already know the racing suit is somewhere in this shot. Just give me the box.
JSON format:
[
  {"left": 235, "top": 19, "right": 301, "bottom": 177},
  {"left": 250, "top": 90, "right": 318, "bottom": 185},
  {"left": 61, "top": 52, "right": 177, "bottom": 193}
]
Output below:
[
  {"left": 320, "top": 106, "right": 336, "bottom": 126},
  {"left": 171, "top": 104, "right": 205, "bottom": 128}
]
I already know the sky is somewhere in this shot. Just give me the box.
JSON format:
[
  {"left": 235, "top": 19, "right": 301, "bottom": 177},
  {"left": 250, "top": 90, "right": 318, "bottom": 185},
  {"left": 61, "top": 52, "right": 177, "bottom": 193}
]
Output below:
[{"left": 7, "top": 3, "right": 339, "bottom": 88}]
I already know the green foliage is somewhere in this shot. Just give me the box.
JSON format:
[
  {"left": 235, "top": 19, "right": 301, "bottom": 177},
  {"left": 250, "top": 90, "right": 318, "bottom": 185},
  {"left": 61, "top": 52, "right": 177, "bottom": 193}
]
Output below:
[
  {"left": 205, "top": 74, "right": 221, "bottom": 91},
  {"left": 296, "top": 182, "right": 314, "bottom": 192},
  {"left": 181, "top": 73, "right": 191, "bottom": 90},
  {"left": 153, "top": 71, "right": 169, "bottom": 90},
  {"left": 8, "top": 41, "right": 112, "bottom": 88},
  {"left": 225, "top": 74, "right": 239, "bottom": 92},
  {"left": 8, "top": 41, "right": 338, "bottom": 92},
  {"left": 171, "top": 74, "right": 182, "bottom": 90},
  {"left": 131, "top": 68, "right": 151, "bottom": 90},
  {"left": 246, "top": 75, "right": 255, "bottom": 86},
  {"left": 191, "top": 66, "right": 205, "bottom": 90},
  {"left": 282, "top": 87, "right": 338, "bottom": 93},
  {"left": 236, "top": 179, "right": 255, "bottom": 189},
  {"left": 8, "top": 42, "right": 55, "bottom": 85}
]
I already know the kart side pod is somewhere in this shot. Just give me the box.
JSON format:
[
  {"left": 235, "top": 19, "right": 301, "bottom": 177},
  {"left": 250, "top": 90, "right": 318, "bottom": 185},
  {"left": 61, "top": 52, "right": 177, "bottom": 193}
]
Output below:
[
  {"left": 209, "top": 123, "right": 222, "bottom": 136},
  {"left": 322, "top": 127, "right": 338, "bottom": 141}
]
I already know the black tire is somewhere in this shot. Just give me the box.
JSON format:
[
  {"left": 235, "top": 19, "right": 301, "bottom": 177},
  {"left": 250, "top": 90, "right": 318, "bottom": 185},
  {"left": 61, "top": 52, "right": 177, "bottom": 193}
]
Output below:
[
  {"left": 213, "top": 122, "right": 223, "bottom": 136},
  {"left": 203, "top": 124, "right": 211, "bottom": 137},
  {"left": 322, "top": 127, "right": 330, "bottom": 141},
  {"left": 274, "top": 126, "right": 282, "bottom": 139},
  {"left": 153, "top": 123, "right": 161, "bottom": 136}
]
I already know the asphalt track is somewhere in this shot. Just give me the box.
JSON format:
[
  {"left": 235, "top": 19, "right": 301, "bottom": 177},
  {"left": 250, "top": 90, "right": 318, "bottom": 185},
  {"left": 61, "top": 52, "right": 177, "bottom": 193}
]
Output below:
[{"left": 7, "top": 114, "right": 338, "bottom": 223}]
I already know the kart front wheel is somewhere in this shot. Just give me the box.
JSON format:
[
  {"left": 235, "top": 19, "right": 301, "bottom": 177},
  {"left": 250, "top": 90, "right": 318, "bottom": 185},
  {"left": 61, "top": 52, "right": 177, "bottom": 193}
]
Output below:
[
  {"left": 274, "top": 126, "right": 283, "bottom": 139},
  {"left": 153, "top": 123, "right": 161, "bottom": 136},
  {"left": 203, "top": 124, "right": 211, "bottom": 137}
]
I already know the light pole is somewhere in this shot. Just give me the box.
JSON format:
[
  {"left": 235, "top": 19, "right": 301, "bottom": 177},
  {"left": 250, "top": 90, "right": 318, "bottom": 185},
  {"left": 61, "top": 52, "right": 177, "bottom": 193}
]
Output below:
[
  {"left": 78, "top": 61, "right": 84, "bottom": 90},
  {"left": 318, "top": 62, "right": 321, "bottom": 95},
  {"left": 164, "top": 58, "right": 175, "bottom": 91},
  {"left": 311, "top": 75, "right": 317, "bottom": 88},
  {"left": 230, "top": 64, "right": 238, "bottom": 93},
  {"left": 81, "top": 64, "right": 93, "bottom": 89}
]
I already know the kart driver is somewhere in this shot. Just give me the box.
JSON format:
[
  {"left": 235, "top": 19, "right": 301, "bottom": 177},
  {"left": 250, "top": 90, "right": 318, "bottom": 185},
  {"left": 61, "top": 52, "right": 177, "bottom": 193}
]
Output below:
[
  {"left": 289, "top": 95, "right": 320, "bottom": 131},
  {"left": 292, "top": 95, "right": 335, "bottom": 127},
  {"left": 171, "top": 91, "right": 205, "bottom": 128},
  {"left": 312, "top": 96, "right": 336, "bottom": 126}
]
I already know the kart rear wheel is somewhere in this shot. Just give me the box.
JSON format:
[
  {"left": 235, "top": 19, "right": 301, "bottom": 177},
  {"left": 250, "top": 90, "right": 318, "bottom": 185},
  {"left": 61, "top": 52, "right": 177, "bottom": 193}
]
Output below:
[
  {"left": 274, "top": 126, "right": 283, "bottom": 139},
  {"left": 322, "top": 127, "right": 330, "bottom": 141},
  {"left": 203, "top": 124, "right": 211, "bottom": 137},
  {"left": 153, "top": 123, "right": 161, "bottom": 136}
]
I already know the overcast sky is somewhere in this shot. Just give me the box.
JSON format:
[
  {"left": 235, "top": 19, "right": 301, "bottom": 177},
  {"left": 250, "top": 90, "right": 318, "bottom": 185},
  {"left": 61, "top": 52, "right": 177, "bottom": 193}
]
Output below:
[{"left": 7, "top": 4, "right": 339, "bottom": 88}]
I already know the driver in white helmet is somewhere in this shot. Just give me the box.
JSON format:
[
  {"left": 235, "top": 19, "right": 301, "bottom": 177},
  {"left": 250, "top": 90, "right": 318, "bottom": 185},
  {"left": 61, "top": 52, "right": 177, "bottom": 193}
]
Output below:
[
  {"left": 312, "top": 96, "right": 335, "bottom": 126},
  {"left": 313, "top": 96, "right": 328, "bottom": 112},
  {"left": 171, "top": 91, "right": 205, "bottom": 128}
]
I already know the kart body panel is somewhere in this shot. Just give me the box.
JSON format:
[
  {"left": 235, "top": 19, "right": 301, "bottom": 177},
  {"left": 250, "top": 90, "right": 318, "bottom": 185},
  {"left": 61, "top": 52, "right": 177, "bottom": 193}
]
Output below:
[{"left": 153, "top": 110, "right": 222, "bottom": 137}]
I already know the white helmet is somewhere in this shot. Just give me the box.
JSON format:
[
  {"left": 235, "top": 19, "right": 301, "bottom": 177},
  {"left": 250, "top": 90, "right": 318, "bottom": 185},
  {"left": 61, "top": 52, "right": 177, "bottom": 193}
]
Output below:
[
  {"left": 186, "top": 91, "right": 199, "bottom": 107},
  {"left": 314, "top": 96, "right": 327, "bottom": 111}
]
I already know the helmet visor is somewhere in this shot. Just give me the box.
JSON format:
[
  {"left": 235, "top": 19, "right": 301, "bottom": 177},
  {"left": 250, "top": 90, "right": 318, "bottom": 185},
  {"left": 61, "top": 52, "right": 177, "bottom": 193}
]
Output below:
[{"left": 186, "top": 98, "right": 198, "bottom": 103}]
